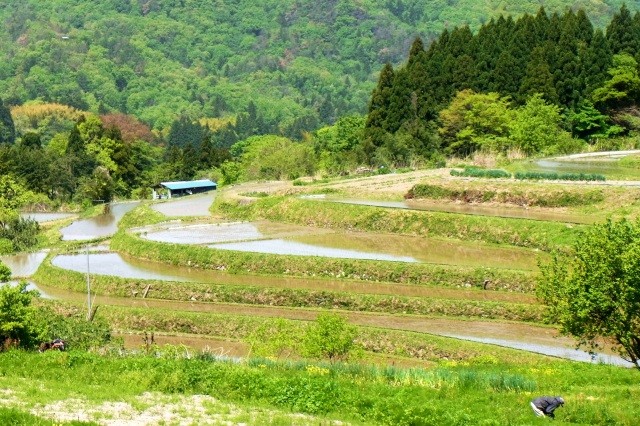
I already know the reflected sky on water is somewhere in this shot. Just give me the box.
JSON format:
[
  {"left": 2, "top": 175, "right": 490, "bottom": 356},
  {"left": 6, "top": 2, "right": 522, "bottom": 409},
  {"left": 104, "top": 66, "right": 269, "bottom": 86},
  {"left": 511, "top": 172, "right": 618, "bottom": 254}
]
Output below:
[{"left": 60, "top": 202, "right": 139, "bottom": 240}]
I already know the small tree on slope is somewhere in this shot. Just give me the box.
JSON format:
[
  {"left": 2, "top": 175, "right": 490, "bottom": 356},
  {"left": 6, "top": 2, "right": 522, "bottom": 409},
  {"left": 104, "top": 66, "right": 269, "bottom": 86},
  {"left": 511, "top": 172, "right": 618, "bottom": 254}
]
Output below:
[{"left": 538, "top": 218, "right": 640, "bottom": 368}]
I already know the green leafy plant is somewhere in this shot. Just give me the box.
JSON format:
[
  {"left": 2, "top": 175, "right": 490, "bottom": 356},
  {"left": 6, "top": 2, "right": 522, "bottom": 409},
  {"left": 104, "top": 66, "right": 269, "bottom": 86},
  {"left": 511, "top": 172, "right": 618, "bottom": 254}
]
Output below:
[
  {"left": 302, "top": 313, "right": 359, "bottom": 362},
  {"left": 538, "top": 218, "right": 640, "bottom": 368},
  {"left": 0, "top": 260, "right": 10, "bottom": 282},
  {"left": 0, "top": 281, "right": 43, "bottom": 350}
]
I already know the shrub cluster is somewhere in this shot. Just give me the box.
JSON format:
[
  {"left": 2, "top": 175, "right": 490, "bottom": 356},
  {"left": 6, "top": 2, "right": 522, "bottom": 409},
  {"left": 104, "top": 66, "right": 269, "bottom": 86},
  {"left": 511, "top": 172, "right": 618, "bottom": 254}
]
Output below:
[
  {"left": 406, "top": 184, "right": 605, "bottom": 207},
  {"left": 449, "top": 168, "right": 607, "bottom": 182},
  {"left": 450, "top": 168, "right": 512, "bottom": 179},
  {"left": 514, "top": 171, "right": 606, "bottom": 181}
]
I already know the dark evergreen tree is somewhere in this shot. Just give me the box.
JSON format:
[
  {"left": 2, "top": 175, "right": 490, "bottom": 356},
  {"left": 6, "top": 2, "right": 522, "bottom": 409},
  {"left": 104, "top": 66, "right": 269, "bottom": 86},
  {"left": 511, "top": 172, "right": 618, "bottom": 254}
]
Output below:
[
  {"left": 607, "top": 4, "right": 638, "bottom": 55},
  {"left": 519, "top": 46, "right": 558, "bottom": 104},
  {"left": 553, "top": 11, "right": 583, "bottom": 107},
  {"left": 534, "top": 7, "right": 551, "bottom": 42},
  {"left": 451, "top": 54, "right": 476, "bottom": 92},
  {"left": 65, "top": 124, "right": 85, "bottom": 157},
  {"left": 318, "top": 94, "right": 336, "bottom": 124},
  {"left": 181, "top": 142, "right": 199, "bottom": 179},
  {"left": 581, "top": 29, "right": 613, "bottom": 96},
  {"left": 20, "top": 132, "right": 41, "bottom": 149},
  {"left": 407, "top": 37, "right": 425, "bottom": 67},
  {"left": 575, "top": 9, "right": 594, "bottom": 45},
  {"left": 474, "top": 18, "right": 500, "bottom": 92},
  {"left": 490, "top": 51, "right": 519, "bottom": 96},
  {"left": 365, "top": 62, "right": 395, "bottom": 143},
  {"left": 384, "top": 69, "right": 413, "bottom": 134},
  {"left": 0, "top": 99, "right": 16, "bottom": 145},
  {"left": 407, "top": 42, "right": 437, "bottom": 121},
  {"left": 167, "top": 115, "right": 205, "bottom": 148},
  {"left": 10, "top": 145, "right": 50, "bottom": 194}
]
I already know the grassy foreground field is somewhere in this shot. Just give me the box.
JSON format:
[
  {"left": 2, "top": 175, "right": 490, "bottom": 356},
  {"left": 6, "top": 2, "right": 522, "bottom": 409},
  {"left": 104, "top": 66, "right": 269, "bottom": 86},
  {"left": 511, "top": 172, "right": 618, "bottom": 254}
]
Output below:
[
  {"left": 0, "top": 348, "right": 639, "bottom": 425},
  {"left": 17, "top": 166, "right": 640, "bottom": 425}
]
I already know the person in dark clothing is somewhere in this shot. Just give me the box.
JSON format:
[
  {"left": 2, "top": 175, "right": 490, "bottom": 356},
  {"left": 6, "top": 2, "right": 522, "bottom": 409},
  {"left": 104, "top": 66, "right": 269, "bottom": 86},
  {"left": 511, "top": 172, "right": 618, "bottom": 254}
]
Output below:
[{"left": 531, "top": 396, "right": 565, "bottom": 418}]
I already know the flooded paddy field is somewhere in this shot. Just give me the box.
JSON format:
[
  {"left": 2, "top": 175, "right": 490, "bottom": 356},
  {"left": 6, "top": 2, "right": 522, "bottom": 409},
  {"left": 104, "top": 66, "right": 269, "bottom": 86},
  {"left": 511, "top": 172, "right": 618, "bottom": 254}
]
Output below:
[
  {"left": 29, "top": 280, "right": 629, "bottom": 366},
  {"left": 49, "top": 251, "right": 535, "bottom": 302},
  {"left": 60, "top": 201, "right": 139, "bottom": 240},
  {"left": 310, "top": 195, "right": 597, "bottom": 224},
  {"left": 1, "top": 251, "right": 48, "bottom": 278},
  {"left": 151, "top": 191, "right": 216, "bottom": 217},
  {"left": 137, "top": 220, "right": 542, "bottom": 270},
  {"left": 32, "top": 167, "right": 638, "bottom": 368}
]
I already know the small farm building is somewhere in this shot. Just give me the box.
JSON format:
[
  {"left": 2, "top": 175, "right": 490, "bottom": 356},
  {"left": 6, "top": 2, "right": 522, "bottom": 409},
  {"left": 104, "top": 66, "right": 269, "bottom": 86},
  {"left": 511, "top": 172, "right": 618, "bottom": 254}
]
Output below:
[{"left": 153, "top": 179, "right": 217, "bottom": 199}]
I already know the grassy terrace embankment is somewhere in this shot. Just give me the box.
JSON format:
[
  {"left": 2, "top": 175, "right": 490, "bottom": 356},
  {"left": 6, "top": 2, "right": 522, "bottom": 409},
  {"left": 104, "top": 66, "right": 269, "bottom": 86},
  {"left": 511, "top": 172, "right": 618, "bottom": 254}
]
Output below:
[
  {"left": 34, "top": 258, "right": 542, "bottom": 323},
  {"left": 213, "top": 196, "right": 580, "bottom": 251}
]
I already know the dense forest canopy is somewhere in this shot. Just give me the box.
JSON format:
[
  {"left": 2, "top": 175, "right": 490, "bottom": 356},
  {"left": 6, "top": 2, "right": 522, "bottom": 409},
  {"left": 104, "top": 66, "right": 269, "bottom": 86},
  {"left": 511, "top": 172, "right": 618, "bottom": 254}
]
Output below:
[
  {"left": 364, "top": 4, "right": 640, "bottom": 162},
  {"left": 3, "top": 3, "right": 640, "bottom": 255},
  {"left": 0, "top": 0, "right": 638, "bottom": 134}
]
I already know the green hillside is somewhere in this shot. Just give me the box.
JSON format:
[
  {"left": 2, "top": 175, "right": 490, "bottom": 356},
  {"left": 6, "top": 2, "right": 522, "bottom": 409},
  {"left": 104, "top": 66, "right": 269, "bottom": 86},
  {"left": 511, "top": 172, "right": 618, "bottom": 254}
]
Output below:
[{"left": 0, "top": 0, "right": 638, "bottom": 133}]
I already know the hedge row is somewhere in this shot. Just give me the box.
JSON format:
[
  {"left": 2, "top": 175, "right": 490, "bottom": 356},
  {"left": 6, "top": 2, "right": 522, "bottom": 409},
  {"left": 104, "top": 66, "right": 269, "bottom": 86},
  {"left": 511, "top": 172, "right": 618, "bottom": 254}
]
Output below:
[
  {"left": 450, "top": 168, "right": 512, "bottom": 179},
  {"left": 450, "top": 168, "right": 606, "bottom": 182},
  {"left": 406, "top": 184, "right": 605, "bottom": 207},
  {"left": 514, "top": 171, "right": 606, "bottom": 181}
]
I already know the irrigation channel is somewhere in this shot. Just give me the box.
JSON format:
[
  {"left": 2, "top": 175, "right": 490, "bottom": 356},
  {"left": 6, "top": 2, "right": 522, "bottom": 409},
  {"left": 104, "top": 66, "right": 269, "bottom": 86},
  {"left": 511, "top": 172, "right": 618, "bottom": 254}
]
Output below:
[{"left": 6, "top": 185, "right": 633, "bottom": 367}]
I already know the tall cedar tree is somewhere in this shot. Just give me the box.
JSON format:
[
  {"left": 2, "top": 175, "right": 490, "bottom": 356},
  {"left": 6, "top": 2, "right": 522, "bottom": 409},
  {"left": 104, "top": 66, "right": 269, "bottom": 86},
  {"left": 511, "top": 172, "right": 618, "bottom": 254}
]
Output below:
[
  {"left": 0, "top": 99, "right": 15, "bottom": 145},
  {"left": 367, "top": 5, "right": 640, "bottom": 147},
  {"left": 607, "top": 4, "right": 639, "bottom": 55},
  {"left": 364, "top": 62, "right": 395, "bottom": 147},
  {"left": 519, "top": 46, "right": 558, "bottom": 104}
]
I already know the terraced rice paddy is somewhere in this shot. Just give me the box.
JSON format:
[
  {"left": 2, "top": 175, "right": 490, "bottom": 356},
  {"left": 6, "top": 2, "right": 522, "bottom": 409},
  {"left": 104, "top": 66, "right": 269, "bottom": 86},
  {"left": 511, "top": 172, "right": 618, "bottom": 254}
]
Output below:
[{"left": 21, "top": 161, "right": 640, "bottom": 369}]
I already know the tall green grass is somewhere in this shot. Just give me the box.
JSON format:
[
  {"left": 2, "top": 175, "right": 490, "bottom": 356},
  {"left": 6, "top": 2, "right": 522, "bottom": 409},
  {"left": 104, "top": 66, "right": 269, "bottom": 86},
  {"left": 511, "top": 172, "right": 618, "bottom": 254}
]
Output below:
[
  {"left": 0, "top": 408, "right": 93, "bottom": 425},
  {"left": 0, "top": 350, "right": 637, "bottom": 425},
  {"left": 514, "top": 171, "right": 606, "bottom": 181}
]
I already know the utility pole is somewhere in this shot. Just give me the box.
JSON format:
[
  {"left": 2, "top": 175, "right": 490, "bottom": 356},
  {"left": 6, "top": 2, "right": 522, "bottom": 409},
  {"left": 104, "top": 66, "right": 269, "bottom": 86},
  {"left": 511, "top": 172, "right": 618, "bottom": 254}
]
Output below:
[{"left": 86, "top": 245, "right": 91, "bottom": 321}]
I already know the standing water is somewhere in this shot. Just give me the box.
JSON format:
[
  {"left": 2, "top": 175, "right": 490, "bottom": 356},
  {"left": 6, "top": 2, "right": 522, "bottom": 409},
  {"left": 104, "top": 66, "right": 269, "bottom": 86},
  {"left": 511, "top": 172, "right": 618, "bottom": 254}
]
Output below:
[
  {"left": 60, "top": 202, "right": 139, "bottom": 240},
  {"left": 0, "top": 252, "right": 48, "bottom": 278}
]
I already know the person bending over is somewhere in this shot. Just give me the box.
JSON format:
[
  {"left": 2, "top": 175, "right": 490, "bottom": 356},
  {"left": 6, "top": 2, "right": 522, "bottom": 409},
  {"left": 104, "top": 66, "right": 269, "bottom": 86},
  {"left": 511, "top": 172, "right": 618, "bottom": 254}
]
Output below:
[{"left": 531, "top": 396, "right": 564, "bottom": 418}]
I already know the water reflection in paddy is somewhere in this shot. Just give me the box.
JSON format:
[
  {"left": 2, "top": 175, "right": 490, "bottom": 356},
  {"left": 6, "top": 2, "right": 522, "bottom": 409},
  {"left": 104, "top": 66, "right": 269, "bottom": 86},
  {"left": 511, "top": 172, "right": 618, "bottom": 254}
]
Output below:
[
  {"left": 140, "top": 221, "right": 540, "bottom": 270},
  {"left": 440, "top": 334, "right": 633, "bottom": 367},
  {"left": 143, "top": 222, "right": 264, "bottom": 244},
  {"left": 20, "top": 212, "right": 76, "bottom": 223},
  {"left": 293, "top": 233, "right": 542, "bottom": 270},
  {"left": 0, "top": 252, "right": 48, "bottom": 277},
  {"left": 53, "top": 253, "right": 198, "bottom": 282},
  {"left": 60, "top": 202, "right": 139, "bottom": 240},
  {"left": 210, "top": 239, "right": 418, "bottom": 263},
  {"left": 0, "top": 280, "right": 54, "bottom": 299},
  {"left": 151, "top": 192, "right": 215, "bottom": 217}
]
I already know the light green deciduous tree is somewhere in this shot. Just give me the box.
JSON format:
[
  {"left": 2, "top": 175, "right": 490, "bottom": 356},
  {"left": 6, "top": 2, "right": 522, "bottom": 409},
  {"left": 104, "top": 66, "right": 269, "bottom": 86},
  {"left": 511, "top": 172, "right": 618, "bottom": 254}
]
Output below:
[{"left": 538, "top": 218, "right": 640, "bottom": 368}]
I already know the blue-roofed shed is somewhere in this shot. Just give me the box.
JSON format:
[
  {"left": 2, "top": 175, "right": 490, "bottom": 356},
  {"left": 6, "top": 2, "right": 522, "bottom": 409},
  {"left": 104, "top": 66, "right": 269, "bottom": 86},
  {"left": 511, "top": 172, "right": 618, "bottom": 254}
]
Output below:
[{"left": 153, "top": 179, "right": 217, "bottom": 199}]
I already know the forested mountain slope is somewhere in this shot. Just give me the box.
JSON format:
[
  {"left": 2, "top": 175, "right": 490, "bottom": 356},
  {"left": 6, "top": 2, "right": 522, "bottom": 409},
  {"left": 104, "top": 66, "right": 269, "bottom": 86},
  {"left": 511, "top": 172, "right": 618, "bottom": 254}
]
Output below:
[{"left": 0, "top": 0, "right": 638, "bottom": 134}]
